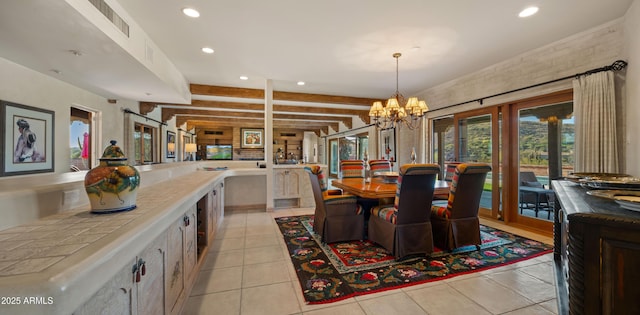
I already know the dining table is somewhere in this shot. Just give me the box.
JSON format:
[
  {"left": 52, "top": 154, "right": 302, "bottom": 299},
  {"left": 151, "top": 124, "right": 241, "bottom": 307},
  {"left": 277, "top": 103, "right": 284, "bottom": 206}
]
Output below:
[{"left": 331, "top": 177, "right": 450, "bottom": 199}]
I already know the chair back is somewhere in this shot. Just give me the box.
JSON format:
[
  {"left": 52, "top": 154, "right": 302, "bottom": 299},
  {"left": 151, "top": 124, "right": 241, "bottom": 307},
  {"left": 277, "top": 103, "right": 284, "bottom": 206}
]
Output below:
[
  {"left": 394, "top": 164, "right": 441, "bottom": 225},
  {"left": 369, "top": 159, "right": 392, "bottom": 175},
  {"left": 446, "top": 163, "right": 491, "bottom": 219},
  {"left": 305, "top": 167, "right": 327, "bottom": 213},
  {"left": 340, "top": 160, "right": 365, "bottom": 178},
  {"left": 519, "top": 171, "right": 543, "bottom": 187}
]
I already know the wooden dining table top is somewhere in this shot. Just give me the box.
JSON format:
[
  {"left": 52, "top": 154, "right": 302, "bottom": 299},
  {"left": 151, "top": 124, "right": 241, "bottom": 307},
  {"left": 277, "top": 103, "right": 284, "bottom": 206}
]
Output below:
[{"left": 331, "top": 177, "right": 450, "bottom": 199}]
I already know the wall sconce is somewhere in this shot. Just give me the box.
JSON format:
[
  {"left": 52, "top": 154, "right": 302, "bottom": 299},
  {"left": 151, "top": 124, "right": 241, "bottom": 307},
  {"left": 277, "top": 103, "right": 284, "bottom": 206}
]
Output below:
[{"left": 185, "top": 143, "right": 197, "bottom": 161}]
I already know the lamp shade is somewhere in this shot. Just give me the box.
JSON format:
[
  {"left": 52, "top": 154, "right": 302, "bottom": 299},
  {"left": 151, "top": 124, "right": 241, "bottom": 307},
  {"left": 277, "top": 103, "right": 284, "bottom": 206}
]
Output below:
[
  {"left": 369, "top": 101, "right": 384, "bottom": 117},
  {"left": 185, "top": 143, "right": 197, "bottom": 153},
  {"left": 167, "top": 143, "right": 175, "bottom": 152},
  {"left": 386, "top": 98, "right": 400, "bottom": 111}
]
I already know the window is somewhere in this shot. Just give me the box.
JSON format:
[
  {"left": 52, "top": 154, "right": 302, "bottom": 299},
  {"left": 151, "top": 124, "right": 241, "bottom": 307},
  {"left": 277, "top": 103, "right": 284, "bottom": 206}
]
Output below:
[
  {"left": 70, "top": 107, "right": 92, "bottom": 171},
  {"left": 134, "top": 123, "right": 156, "bottom": 164}
]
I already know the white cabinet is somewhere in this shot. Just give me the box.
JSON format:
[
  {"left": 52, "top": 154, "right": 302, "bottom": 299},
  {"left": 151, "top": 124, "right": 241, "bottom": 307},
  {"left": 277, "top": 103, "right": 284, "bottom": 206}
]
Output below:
[
  {"left": 75, "top": 231, "right": 167, "bottom": 315},
  {"left": 274, "top": 167, "right": 317, "bottom": 208},
  {"left": 274, "top": 168, "right": 301, "bottom": 199},
  {"left": 165, "top": 206, "right": 197, "bottom": 315},
  {"left": 73, "top": 259, "right": 135, "bottom": 315},
  {"left": 135, "top": 233, "right": 167, "bottom": 315}
]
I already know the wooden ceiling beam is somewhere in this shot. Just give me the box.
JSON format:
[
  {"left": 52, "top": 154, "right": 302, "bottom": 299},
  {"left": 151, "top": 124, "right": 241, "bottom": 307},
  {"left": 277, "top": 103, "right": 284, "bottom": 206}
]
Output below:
[
  {"left": 165, "top": 107, "right": 363, "bottom": 127},
  {"left": 190, "top": 84, "right": 379, "bottom": 106},
  {"left": 187, "top": 100, "right": 369, "bottom": 117},
  {"left": 186, "top": 119, "right": 333, "bottom": 132}
]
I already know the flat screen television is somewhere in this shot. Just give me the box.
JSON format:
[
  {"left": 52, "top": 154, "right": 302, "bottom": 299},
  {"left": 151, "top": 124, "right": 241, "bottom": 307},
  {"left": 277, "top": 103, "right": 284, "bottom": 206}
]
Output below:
[{"left": 205, "top": 144, "right": 233, "bottom": 160}]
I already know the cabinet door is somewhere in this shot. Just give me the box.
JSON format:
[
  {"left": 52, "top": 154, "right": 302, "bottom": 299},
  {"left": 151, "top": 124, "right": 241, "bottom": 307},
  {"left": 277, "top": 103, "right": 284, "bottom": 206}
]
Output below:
[
  {"left": 74, "top": 259, "right": 136, "bottom": 315},
  {"left": 184, "top": 206, "right": 198, "bottom": 286},
  {"left": 137, "top": 232, "right": 167, "bottom": 315},
  {"left": 286, "top": 170, "right": 300, "bottom": 198},
  {"left": 274, "top": 170, "right": 287, "bottom": 198},
  {"left": 166, "top": 216, "right": 185, "bottom": 314},
  {"left": 209, "top": 189, "right": 217, "bottom": 239}
]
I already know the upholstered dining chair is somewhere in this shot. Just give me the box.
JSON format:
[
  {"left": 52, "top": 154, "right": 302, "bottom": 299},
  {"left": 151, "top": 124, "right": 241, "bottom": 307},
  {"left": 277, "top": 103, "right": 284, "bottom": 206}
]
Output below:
[
  {"left": 367, "top": 163, "right": 441, "bottom": 260},
  {"left": 305, "top": 165, "right": 364, "bottom": 243},
  {"left": 430, "top": 163, "right": 492, "bottom": 251},
  {"left": 368, "top": 159, "right": 392, "bottom": 176},
  {"left": 340, "top": 160, "right": 365, "bottom": 178},
  {"left": 433, "top": 162, "right": 461, "bottom": 200}
]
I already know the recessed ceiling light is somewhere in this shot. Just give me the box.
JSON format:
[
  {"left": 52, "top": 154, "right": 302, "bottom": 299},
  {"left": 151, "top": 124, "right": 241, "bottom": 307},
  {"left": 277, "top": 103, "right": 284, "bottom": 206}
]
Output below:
[
  {"left": 297, "top": 81, "right": 305, "bottom": 86},
  {"left": 239, "top": 76, "right": 249, "bottom": 80},
  {"left": 201, "top": 47, "right": 214, "bottom": 54},
  {"left": 519, "top": 6, "right": 539, "bottom": 18},
  {"left": 182, "top": 8, "right": 200, "bottom": 18}
]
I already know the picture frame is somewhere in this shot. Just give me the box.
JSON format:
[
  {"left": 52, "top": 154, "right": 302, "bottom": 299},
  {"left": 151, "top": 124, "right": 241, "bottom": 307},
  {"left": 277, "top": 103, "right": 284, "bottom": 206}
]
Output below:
[
  {"left": 166, "top": 131, "right": 176, "bottom": 158},
  {"left": 241, "top": 128, "right": 264, "bottom": 149},
  {"left": 379, "top": 127, "right": 396, "bottom": 163},
  {"left": 1, "top": 100, "right": 55, "bottom": 176}
]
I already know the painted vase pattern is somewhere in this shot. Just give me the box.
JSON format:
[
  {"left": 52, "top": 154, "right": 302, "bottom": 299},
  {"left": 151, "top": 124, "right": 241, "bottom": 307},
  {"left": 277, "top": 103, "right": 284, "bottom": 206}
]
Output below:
[{"left": 85, "top": 140, "right": 140, "bottom": 213}]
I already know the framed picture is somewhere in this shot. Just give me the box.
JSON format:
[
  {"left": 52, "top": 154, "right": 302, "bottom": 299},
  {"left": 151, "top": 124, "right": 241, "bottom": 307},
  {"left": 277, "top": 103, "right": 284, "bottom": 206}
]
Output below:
[
  {"left": 379, "top": 127, "right": 396, "bottom": 163},
  {"left": 1, "top": 100, "right": 55, "bottom": 176},
  {"left": 166, "top": 131, "right": 176, "bottom": 158},
  {"left": 241, "top": 128, "right": 264, "bottom": 148}
]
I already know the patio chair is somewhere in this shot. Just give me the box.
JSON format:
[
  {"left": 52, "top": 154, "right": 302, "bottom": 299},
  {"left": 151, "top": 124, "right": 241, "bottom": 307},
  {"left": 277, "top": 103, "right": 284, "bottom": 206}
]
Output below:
[
  {"left": 431, "top": 163, "right": 492, "bottom": 251},
  {"left": 519, "top": 171, "right": 555, "bottom": 219},
  {"left": 368, "top": 163, "right": 441, "bottom": 259},
  {"left": 305, "top": 165, "right": 364, "bottom": 243}
]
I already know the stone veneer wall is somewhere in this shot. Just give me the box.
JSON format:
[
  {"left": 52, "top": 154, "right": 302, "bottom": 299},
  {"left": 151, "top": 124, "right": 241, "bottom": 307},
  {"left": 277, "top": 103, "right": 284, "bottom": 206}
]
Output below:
[{"left": 395, "top": 19, "right": 627, "bottom": 168}]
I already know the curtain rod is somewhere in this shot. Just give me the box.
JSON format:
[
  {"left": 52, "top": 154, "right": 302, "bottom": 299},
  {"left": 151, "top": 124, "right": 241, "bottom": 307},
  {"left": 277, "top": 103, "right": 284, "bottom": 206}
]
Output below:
[
  {"left": 429, "top": 60, "right": 628, "bottom": 113},
  {"left": 177, "top": 128, "right": 196, "bottom": 136},
  {"left": 123, "top": 108, "right": 167, "bottom": 126}
]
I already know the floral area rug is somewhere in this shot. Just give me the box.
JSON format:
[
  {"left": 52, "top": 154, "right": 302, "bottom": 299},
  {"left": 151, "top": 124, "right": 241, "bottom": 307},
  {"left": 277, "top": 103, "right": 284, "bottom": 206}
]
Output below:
[{"left": 275, "top": 215, "right": 553, "bottom": 304}]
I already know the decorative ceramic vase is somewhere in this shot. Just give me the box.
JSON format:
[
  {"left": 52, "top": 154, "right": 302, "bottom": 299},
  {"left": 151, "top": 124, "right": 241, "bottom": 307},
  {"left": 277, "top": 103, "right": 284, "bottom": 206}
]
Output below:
[{"left": 85, "top": 140, "right": 140, "bottom": 213}]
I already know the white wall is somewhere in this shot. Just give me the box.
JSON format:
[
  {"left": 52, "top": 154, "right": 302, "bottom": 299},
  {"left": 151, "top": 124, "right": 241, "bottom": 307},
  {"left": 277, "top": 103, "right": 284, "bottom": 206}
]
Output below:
[
  {"left": 412, "top": 18, "right": 632, "bottom": 173},
  {"left": 624, "top": 0, "right": 640, "bottom": 176},
  {"left": 0, "top": 57, "right": 138, "bottom": 175}
]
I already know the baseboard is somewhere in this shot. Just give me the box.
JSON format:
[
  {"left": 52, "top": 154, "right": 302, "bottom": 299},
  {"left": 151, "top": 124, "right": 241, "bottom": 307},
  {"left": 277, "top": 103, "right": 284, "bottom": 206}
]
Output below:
[{"left": 225, "top": 204, "right": 267, "bottom": 212}]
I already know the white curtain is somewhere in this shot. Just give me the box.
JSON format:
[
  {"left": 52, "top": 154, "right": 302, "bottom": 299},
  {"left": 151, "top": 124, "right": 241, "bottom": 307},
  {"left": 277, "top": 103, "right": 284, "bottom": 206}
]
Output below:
[{"left": 573, "top": 71, "right": 618, "bottom": 173}]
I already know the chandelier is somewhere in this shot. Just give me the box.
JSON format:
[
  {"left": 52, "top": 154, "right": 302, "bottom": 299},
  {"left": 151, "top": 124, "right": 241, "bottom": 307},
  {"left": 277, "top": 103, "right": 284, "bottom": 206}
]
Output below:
[{"left": 369, "top": 53, "right": 429, "bottom": 130}]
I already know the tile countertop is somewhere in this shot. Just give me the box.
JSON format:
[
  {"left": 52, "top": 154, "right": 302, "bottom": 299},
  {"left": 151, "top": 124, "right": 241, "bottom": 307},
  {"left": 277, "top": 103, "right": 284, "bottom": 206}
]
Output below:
[{"left": 0, "top": 167, "right": 264, "bottom": 315}]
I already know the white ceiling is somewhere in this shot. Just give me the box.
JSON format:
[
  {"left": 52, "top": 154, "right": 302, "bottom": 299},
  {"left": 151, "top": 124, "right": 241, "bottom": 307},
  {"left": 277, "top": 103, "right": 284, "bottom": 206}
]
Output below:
[{"left": 0, "top": 0, "right": 634, "bottom": 104}]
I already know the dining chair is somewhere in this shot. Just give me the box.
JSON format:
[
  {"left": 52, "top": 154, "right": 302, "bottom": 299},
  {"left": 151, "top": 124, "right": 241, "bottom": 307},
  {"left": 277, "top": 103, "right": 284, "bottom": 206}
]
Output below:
[
  {"left": 430, "top": 163, "right": 492, "bottom": 251},
  {"left": 367, "top": 163, "right": 441, "bottom": 259},
  {"left": 340, "top": 160, "right": 365, "bottom": 178},
  {"left": 305, "top": 165, "right": 364, "bottom": 243},
  {"left": 434, "top": 162, "right": 461, "bottom": 200},
  {"left": 368, "top": 159, "right": 392, "bottom": 176}
]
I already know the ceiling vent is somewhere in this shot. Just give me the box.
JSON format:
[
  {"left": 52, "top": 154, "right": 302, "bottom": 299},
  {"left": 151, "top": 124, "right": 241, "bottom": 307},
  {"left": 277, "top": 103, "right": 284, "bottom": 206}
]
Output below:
[{"left": 88, "top": 0, "right": 130, "bottom": 37}]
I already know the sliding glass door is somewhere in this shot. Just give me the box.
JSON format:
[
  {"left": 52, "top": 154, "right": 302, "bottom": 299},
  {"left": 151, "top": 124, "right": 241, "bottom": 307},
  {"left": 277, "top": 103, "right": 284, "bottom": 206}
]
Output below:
[
  {"left": 497, "top": 90, "right": 573, "bottom": 232},
  {"left": 432, "top": 108, "right": 501, "bottom": 218},
  {"left": 454, "top": 108, "right": 501, "bottom": 218},
  {"left": 510, "top": 93, "right": 573, "bottom": 226}
]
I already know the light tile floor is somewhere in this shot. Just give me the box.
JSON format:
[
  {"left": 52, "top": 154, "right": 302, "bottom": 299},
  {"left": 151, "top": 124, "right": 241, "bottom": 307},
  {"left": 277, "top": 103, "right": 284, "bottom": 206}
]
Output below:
[{"left": 183, "top": 207, "right": 558, "bottom": 315}]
